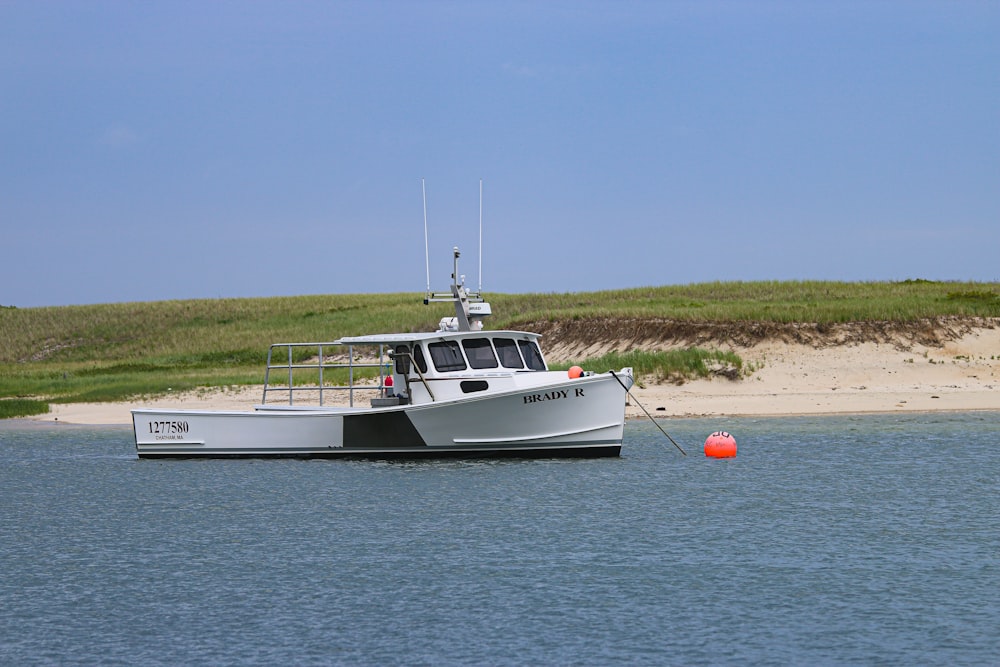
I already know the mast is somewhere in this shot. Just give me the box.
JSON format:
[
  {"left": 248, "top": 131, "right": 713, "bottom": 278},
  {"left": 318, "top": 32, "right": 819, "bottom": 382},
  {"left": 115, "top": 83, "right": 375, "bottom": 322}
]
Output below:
[
  {"left": 478, "top": 178, "right": 483, "bottom": 293},
  {"left": 421, "top": 183, "right": 492, "bottom": 332},
  {"left": 422, "top": 178, "right": 430, "bottom": 294}
]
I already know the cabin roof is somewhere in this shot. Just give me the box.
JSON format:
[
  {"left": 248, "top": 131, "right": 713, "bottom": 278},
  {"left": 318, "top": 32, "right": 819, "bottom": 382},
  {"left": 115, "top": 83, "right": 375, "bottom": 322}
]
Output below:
[{"left": 334, "top": 330, "right": 542, "bottom": 346}]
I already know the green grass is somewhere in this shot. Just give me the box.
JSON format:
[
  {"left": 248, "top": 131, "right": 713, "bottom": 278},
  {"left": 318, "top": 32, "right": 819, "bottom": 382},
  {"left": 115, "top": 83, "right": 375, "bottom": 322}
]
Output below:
[
  {"left": 2, "top": 279, "right": 998, "bottom": 411},
  {"left": 491, "top": 280, "right": 1000, "bottom": 324},
  {"left": 550, "top": 348, "right": 743, "bottom": 384},
  {"left": 0, "top": 398, "right": 50, "bottom": 419}
]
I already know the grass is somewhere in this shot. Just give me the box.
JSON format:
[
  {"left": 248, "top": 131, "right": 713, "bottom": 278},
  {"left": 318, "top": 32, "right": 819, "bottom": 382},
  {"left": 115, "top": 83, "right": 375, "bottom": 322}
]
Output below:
[
  {"left": 491, "top": 280, "right": 1000, "bottom": 324},
  {"left": 549, "top": 348, "right": 743, "bottom": 384},
  {"left": 2, "top": 279, "right": 998, "bottom": 411},
  {"left": 0, "top": 398, "right": 50, "bottom": 419}
]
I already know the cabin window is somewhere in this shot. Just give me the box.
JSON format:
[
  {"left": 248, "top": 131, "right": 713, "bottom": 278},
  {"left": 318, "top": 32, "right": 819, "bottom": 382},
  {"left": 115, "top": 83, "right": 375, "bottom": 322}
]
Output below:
[
  {"left": 393, "top": 345, "right": 411, "bottom": 374},
  {"left": 428, "top": 340, "right": 467, "bottom": 372},
  {"left": 518, "top": 340, "right": 546, "bottom": 371},
  {"left": 494, "top": 338, "right": 524, "bottom": 369},
  {"left": 413, "top": 344, "right": 428, "bottom": 374},
  {"left": 462, "top": 338, "right": 498, "bottom": 369},
  {"left": 460, "top": 380, "right": 489, "bottom": 393}
]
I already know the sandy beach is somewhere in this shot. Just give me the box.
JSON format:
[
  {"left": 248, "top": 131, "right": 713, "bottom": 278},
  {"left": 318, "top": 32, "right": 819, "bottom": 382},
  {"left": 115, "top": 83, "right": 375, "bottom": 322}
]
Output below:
[{"left": 28, "top": 326, "right": 1000, "bottom": 426}]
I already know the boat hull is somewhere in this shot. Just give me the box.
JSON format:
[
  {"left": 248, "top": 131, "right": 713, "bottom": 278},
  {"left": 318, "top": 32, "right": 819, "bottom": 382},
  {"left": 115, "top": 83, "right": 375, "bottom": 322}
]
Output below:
[{"left": 132, "top": 373, "right": 629, "bottom": 459}]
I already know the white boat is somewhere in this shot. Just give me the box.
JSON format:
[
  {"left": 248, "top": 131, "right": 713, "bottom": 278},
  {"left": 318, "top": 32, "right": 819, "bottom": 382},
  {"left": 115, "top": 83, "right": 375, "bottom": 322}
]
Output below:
[{"left": 132, "top": 248, "right": 634, "bottom": 459}]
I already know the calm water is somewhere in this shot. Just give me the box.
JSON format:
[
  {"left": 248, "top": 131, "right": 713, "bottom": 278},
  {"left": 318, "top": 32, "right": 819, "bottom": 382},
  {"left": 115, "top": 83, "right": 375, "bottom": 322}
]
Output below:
[{"left": 1, "top": 413, "right": 999, "bottom": 666}]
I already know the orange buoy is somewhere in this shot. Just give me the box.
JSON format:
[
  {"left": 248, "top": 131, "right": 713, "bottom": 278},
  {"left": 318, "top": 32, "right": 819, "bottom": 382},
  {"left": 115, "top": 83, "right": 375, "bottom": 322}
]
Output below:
[
  {"left": 568, "top": 365, "right": 584, "bottom": 379},
  {"left": 704, "top": 431, "right": 737, "bottom": 458}
]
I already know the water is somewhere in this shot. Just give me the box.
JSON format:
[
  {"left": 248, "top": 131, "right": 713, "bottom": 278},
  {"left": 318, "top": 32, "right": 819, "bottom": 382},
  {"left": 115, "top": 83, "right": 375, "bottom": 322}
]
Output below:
[{"left": 1, "top": 413, "right": 999, "bottom": 666}]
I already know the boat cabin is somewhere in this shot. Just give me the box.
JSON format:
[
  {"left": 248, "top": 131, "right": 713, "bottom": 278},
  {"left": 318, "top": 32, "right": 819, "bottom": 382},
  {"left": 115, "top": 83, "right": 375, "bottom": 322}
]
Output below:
[
  {"left": 337, "top": 330, "right": 549, "bottom": 405},
  {"left": 260, "top": 330, "right": 550, "bottom": 408}
]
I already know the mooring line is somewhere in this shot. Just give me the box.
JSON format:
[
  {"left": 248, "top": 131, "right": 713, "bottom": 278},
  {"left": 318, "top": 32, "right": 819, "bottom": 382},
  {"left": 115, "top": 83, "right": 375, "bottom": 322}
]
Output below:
[{"left": 610, "top": 371, "right": 687, "bottom": 456}]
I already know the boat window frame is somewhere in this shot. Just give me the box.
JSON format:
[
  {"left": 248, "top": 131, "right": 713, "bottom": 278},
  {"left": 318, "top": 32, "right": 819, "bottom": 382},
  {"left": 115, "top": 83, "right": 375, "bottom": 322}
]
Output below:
[
  {"left": 493, "top": 337, "right": 524, "bottom": 369},
  {"left": 518, "top": 339, "right": 546, "bottom": 371},
  {"left": 412, "top": 343, "right": 428, "bottom": 374},
  {"left": 460, "top": 380, "right": 489, "bottom": 393},
  {"left": 428, "top": 340, "right": 467, "bottom": 372},
  {"left": 462, "top": 337, "right": 499, "bottom": 370},
  {"left": 393, "top": 344, "right": 411, "bottom": 374}
]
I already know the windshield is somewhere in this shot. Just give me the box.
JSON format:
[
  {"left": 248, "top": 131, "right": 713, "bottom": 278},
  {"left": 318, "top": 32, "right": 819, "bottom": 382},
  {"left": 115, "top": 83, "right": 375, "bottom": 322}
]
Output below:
[
  {"left": 517, "top": 340, "right": 546, "bottom": 371},
  {"left": 493, "top": 338, "right": 524, "bottom": 369},
  {"left": 428, "top": 340, "right": 467, "bottom": 372},
  {"left": 462, "top": 338, "right": 499, "bottom": 369}
]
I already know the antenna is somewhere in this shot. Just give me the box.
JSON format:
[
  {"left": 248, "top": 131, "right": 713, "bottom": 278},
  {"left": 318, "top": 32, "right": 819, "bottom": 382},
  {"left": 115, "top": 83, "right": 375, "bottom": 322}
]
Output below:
[
  {"left": 422, "top": 178, "right": 430, "bottom": 294},
  {"left": 420, "top": 180, "right": 492, "bottom": 332},
  {"left": 478, "top": 178, "right": 483, "bottom": 293}
]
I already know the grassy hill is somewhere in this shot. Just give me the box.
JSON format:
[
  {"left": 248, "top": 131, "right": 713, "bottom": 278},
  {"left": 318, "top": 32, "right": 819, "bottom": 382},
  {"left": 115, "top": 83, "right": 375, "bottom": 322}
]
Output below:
[{"left": 2, "top": 280, "right": 998, "bottom": 417}]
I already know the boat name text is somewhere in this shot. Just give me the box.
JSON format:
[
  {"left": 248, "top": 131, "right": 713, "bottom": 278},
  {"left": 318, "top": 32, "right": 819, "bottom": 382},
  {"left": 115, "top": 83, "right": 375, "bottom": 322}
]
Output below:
[{"left": 523, "top": 388, "right": 584, "bottom": 405}]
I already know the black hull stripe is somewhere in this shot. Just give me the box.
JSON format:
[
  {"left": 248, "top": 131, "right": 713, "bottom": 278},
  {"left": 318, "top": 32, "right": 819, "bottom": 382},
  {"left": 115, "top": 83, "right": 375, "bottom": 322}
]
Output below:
[
  {"left": 343, "top": 410, "right": 426, "bottom": 447},
  {"left": 137, "top": 444, "right": 621, "bottom": 460}
]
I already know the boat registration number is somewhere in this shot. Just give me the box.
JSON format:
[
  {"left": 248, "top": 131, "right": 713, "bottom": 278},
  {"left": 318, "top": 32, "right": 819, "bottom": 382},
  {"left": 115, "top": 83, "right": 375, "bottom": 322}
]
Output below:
[{"left": 148, "top": 420, "right": 190, "bottom": 435}]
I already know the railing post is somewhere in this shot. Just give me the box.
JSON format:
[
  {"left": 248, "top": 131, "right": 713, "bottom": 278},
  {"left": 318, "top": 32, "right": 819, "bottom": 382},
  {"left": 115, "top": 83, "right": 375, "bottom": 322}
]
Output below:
[
  {"left": 263, "top": 345, "right": 273, "bottom": 404},
  {"left": 318, "top": 343, "right": 324, "bottom": 406},
  {"left": 287, "top": 344, "right": 294, "bottom": 405}
]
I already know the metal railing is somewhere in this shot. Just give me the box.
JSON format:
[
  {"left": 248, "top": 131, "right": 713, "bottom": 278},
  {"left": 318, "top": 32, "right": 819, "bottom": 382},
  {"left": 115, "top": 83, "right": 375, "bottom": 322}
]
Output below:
[{"left": 262, "top": 342, "right": 389, "bottom": 407}]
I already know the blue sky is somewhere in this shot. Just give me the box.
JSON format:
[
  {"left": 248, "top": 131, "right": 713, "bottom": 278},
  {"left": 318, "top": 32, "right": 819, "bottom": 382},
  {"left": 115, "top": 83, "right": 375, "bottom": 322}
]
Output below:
[{"left": 2, "top": 1, "right": 997, "bottom": 307}]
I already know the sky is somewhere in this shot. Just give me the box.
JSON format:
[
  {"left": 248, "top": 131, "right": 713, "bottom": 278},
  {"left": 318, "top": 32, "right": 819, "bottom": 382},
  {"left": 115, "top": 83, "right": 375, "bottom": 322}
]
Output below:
[{"left": 2, "top": 1, "right": 998, "bottom": 308}]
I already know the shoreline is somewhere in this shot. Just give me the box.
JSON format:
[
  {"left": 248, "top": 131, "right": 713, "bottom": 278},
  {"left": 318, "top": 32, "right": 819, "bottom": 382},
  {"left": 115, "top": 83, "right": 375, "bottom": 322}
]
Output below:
[
  {"left": 11, "top": 404, "right": 1000, "bottom": 431},
  {"left": 18, "top": 327, "right": 1000, "bottom": 426}
]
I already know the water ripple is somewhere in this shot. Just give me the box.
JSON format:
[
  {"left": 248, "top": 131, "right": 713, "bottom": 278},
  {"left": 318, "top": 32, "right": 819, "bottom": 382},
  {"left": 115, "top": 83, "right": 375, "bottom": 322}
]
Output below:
[{"left": 1, "top": 414, "right": 999, "bottom": 665}]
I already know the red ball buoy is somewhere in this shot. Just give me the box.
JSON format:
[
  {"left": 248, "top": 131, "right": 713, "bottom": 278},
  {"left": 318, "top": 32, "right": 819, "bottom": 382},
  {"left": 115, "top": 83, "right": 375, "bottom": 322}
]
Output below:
[
  {"left": 568, "top": 365, "right": 584, "bottom": 379},
  {"left": 704, "top": 431, "right": 737, "bottom": 458}
]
